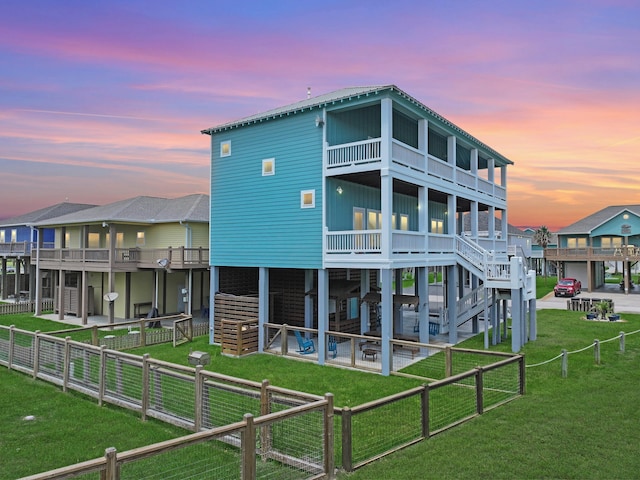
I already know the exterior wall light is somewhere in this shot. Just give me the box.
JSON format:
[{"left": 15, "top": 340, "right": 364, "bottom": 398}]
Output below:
[{"left": 336, "top": 186, "right": 343, "bottom": 194}]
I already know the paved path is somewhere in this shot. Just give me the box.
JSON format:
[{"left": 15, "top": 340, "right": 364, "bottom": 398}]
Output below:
[{"left": 537, "top": 291, "right": 640, "bottom": 314}]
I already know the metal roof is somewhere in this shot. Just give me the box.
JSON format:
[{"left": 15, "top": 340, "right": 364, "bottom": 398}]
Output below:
[
  {"left": 30, "top": 194, "right": 209, "bottom": 227},
  {"left": 559, "top": 205, "right": 640, "bottom": 235},
  {"left": 201, "top": 85, "right": 513, "bottom": 166},
  {"left": 0, "top": 202, "right": 96, "bottom": 227},
  {"left": 462, "top": 211, "right": 527, "bottom": 236}
]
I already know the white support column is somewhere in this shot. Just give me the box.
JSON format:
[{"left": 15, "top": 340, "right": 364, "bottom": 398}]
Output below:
[
  {"left": 317, "top": 269, "right": 328, "bottom": 365},
  {"left": 447, "top": 265, "right": 458, "bottom": 345},
  {"left": 511, "top": 287, "right": 522, "bottom": 352},
  {"left": 209, "top": 266, "right": 219, "bottom": 345},
  {"left": 488, "top": 205, "right": 496, "bottom": 246},
  {"left": 488, "top": 158, "right": 495, "bottom": 183},
  {"left": 501, "top": 164, "right": 507, "bottom": 191},
  {"left": 529, "top": 297, "right": 537, "bottom": 341},
  {"left": 447, "top": 135, "right": 456, "bottom": 167},
  {"left": 447, "top": 194, "right": 456, "bottom": 237},
  {"left": 381, "top": 173, "right": 393, "bottom": 259},
  {"left": 380, "top": 98, "right": 393, "bottom": 170},
  {"left": 380, "top": 268, "right": 393, "bottom": 376},
  {"left": 419, "top": 186, "right": 428, "bottom": 253},
  {"left": 418, "top": 267, "right": 429, "bottom": 344},
  {"left": 500, "top": 209, "right": 508, "bottom": 245},
  {"left": 470, "top": 201, "right": 478, "bottom": 240},
  {"left": 418, "top": 118, "right": 429, "bottom": 155},
  {"left": 258, "top": 267, "right": 269, "bottom": 354},
  {"left": 380, "top": 97, "right": 393, "bottom": 260}
]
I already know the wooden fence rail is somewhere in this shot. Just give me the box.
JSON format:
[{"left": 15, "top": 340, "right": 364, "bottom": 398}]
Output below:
[{"left": 0, "top": 325, "right": 331, "bottom": 479}]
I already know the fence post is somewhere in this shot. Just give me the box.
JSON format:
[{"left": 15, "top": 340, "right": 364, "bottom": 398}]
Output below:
[
  {"left": 594, "top": 339, "right": 600, "bottom": 365},
  {"left": 341, "top": 407, "right": 353, "bottom": 472},
  {"left": 99, "top": 346, "right": 107, "bottom": 406},
  {"left": 475, "top": 367, "right": 484, "bottom": 415},
  {"left": 282, "top": 325, "right": 289, "bottom": 355},
  {"left": 260, "top": 380, "right": 271, "bottom": 457},
  {"left": 140, "top": 319, "right": 146, "bottom": 347},
  {"left": 104, "top": 447, "right": 118, "bottom": 480},
  {"left": 141, "top": 354, "right": 150, "bottom": 421},
  {"left": 324, "top": 393, "right": 335, "bottom": 480},
  {"left": 445, "top": 346, "right": 453, "bottom": 377},
  {"left": 619, "top": 332, "right": 625, "bottom": 353},
  {"left": 63, "top": 336, "right": 71, "bottom": 393},
  {"left": 519, "top": 354, "right": 526, "bottom": 395},
  {"left": 8, "top": 325, "right": 15, "bottom": 370},
  {"left": 194, "top": 365, "right": 203, "bottom": 431},
  {"left": 241, "top": 413, "right": 256, "bottom": 480},
  {"left": 421, "top": 384, "right": 430, "bottom": 439},
  {"left": 33, "top": 330, "right": 41, "bottom": 379},
  {"left": 561, "top": 349, "right": 568, "bottom": 378}
]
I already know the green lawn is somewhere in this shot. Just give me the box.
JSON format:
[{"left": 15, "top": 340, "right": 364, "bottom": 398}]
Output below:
[{"left": 2, "top": 310, "right": 640, "bottom": 479}]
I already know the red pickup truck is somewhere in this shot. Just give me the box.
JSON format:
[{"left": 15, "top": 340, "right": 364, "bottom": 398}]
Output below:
[{"left": 554, "top": 278, "right": 582, "bottom": 297}]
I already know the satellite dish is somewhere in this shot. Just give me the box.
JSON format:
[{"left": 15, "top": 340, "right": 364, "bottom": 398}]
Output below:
[{"left": 103, "top": 292, "right": 119, "bottom": 302}]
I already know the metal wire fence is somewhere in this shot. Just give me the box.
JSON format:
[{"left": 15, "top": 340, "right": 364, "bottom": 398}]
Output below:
[
  {"left": 1, "top": 325, "right": 332, "bottom": 479},
  {"left": 3, "top": 324, "right": 523, "bottom": 478}
]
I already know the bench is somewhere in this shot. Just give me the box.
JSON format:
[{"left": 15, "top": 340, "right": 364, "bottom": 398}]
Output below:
[
  {"left": 134, "top": 302, "right": 153, "bottom": 318},
  {"left": 394, "top": 334, "right": 421, "bottom": 359}
]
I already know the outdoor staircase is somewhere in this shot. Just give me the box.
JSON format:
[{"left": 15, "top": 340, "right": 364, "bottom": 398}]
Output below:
[{"left": 450, "top": 235, "right": 530, "bottom": 330}]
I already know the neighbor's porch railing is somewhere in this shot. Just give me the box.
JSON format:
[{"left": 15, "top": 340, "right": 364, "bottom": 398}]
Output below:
[{"left": 33, "top": 246, "right": 209, "bottom": 268}]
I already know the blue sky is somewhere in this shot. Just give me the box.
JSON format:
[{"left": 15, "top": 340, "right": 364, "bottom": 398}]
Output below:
[{"left": 1, "top": 0, "right": 639, "bottom": 228}]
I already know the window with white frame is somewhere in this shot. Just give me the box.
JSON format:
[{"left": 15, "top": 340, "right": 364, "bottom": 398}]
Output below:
[
  {"left": 301, "top": 190, "right": 315, "bottom": 208},
  {"left": 431, "top": 219, "right": 444, "bottom": 234},
  {"left": 567, "top": 237, "right": 587, "bottom": 248},
  {"left": 11, "top": 229, "right": 17, "bottom": 242},
  {"left": 0, "top": 230, "right": 4, "bottom": 243},
  {"left": 601, "top": 237, "right": 622, "bottom": 248},
  {"left": 262, "top": 158, "right": 275, "bottom": 176},
  {"left": 220, "top": 140, "right": 231, "bottom": 157},
  {"left": 136, "top": 231, "right": 145, "bottom": 246}
]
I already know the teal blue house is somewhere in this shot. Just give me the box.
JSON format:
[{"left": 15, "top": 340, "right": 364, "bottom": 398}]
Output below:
[
  {"left": 546, "top": 205, "right": 640, "bottom": 293},
  {"left": 202, "top": 85, "right": 535, "bottom": 373}
]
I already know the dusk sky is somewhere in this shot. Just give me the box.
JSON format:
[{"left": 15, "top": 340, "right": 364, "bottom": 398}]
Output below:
[{"left": 1, "top": 1, "right": 638, "bottom": 230}]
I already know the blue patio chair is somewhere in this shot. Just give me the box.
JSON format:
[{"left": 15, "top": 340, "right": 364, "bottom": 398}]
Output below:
[
  {"left": 294, "top": 330, "right": 315, "bottom": 354},
  {"left": 328, "top": 335, "right": 338, "bottom": 358}
]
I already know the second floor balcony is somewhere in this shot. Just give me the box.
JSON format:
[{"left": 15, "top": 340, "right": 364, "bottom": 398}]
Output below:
[{"left": 32, "top": 245, "right": 209, "bottom": 270}]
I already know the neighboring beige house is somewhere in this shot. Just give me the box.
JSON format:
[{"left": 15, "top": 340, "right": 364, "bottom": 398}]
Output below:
[{"left": 30, "top": 194, "right": 210, "bottom": 324}]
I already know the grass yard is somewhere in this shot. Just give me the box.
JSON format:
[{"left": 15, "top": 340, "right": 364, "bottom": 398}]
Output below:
[{"left": 2, "top": 309, "right": 640, "bottom": 478}]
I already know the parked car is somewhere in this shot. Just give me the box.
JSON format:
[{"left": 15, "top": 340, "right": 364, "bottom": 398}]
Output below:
[{"left": 554, "top": 278, "right": 582, "bottom": 297}]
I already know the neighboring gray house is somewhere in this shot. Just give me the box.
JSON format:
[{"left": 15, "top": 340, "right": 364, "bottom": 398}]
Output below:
[
  {"left": 0, "top": 202, "right": 96, "bottom": 300},
  {"left": 29, "top": 195, "right": 210, "bottom": 323}
]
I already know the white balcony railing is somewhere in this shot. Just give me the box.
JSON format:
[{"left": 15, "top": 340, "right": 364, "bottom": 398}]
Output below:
[
  {"left": 391, "top": 140, "right": 425, "bottom": 172},
  {"left": 391, "top": 230, "right": 425, "bottom": 254},
  {"left": 326, "top": 138, "right": 381, "bottom": 169},
  {"left": 325, "top": 230, "right": 382, "bottom": 254}
]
